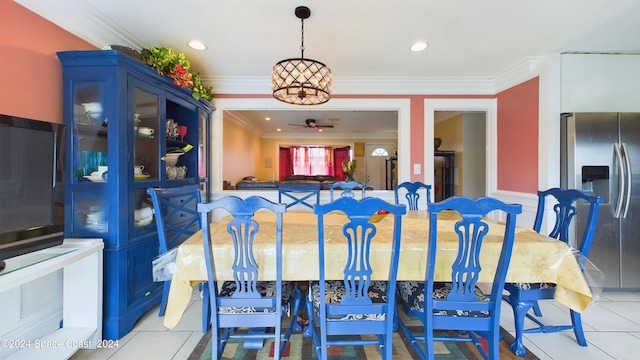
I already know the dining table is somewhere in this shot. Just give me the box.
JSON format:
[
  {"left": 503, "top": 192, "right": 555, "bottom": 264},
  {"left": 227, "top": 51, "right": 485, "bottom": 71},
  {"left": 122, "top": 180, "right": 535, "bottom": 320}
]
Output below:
[{"left": 162, "top": 209, "right": 594, "bottom": 329}]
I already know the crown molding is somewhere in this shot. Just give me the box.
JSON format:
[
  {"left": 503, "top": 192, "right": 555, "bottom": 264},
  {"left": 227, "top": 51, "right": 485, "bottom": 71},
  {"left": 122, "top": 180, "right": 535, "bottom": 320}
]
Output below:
[
  {"left": 208, "top": 75, "right": 496, "bottom": 96},
  {"left": 224, "top": 110, "right": 263, "bottom": 137},
  {"left": 208, "top": 57, "right": 542, "bottom": 96},
  {"left": 16, "top": 0, "right": 145, "bottom": 48},
  {"left": 261, "top": 132, "right": 398, "bottom": 140},
  {"left": 492, "top": 57, "right": 542, "bottom": 93},
  {"left": 434, "top": 111, "right": 462, "bottom": 124}
]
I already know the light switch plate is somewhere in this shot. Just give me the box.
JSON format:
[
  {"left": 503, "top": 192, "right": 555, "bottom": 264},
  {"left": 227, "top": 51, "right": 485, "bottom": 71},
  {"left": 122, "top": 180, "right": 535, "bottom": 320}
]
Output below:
[{"left": 413, "top": 163, "right": 421, "bottom": 174}]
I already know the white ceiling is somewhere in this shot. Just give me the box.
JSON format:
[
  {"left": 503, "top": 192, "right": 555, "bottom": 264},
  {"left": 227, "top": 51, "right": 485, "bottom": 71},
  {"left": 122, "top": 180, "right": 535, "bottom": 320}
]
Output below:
[{"left": 16, "top": 0, "right": 640, "bottom": 135}]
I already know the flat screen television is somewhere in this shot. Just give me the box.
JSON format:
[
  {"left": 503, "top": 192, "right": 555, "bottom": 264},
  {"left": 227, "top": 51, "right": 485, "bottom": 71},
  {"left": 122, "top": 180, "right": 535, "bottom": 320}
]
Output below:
[{"left": 0, "top": 114, "right": 66, "bottom": 272}]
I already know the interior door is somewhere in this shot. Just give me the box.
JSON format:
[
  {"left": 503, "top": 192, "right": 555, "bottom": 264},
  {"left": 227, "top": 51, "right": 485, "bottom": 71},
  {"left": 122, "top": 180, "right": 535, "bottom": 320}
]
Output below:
[{"left": 365, "top": 143, "right": 395, "bottom": 190}]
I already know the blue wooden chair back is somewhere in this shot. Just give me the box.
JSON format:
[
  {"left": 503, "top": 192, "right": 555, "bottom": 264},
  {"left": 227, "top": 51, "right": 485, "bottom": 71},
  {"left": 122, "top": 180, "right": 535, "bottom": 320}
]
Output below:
[
  {"left": 533, "top": 187, "right": 602, "bottom": 257},
  {"left": 397, "top": 196, "right": 522, "bottom": 360},
  {"left": 147, "top": 185, "right": 202, "bottom": 253},
  {"left": 147, "top": 185, "right": 202, "bottom": 319},
  {"left": 504, "top": 188, "right": 602, "bottom": 356},
  {"left": 278, "top": 183, "right": 321, "bottom": 209},
  {"left": 307, "top": 197, "right": 406, "bottom": 360},
  {"left": 428, "top": 196, "right": 521, "bottom": 313},
  {"left": 394, "top": 181, "right": 432, "bottom": 210},
  {"left": 197, "top": 196, "right": 301, "bottom": 359},
  {"left": 329, "top": 180, "right": 366, "bottom": 201}
]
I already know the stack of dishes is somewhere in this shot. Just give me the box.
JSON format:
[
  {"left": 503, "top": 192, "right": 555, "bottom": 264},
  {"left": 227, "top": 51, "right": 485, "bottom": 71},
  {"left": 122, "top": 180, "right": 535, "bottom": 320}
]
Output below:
[
  {"left": 135, "top": 206, "right": 154, "bottom": 227},
  {"left": 85, "top": 207, "right": 107, "bottom": 232}
]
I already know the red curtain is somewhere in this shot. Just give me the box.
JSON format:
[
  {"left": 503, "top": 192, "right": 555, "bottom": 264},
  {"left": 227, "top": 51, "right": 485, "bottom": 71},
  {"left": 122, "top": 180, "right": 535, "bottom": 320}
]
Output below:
[
  {"left": 279, "top": 147, "right": 292, "bottom": 181},
  {"left": 333, "top": 146, "right": 350, "bottom": 181}
]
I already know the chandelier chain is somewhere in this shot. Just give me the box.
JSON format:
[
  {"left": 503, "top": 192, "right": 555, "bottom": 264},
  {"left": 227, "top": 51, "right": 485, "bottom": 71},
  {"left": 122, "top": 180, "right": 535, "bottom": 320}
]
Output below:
[{"left": 300, "top": 17, "right": 305, "bottom": 59}]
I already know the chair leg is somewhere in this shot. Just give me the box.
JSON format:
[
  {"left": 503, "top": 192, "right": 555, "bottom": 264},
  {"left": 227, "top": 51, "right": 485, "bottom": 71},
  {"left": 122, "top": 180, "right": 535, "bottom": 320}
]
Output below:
[
  {"left": 201, "top": 282, "right": 211, "bottom": 333},
  {"left": 392, "top": 308, "right": 399, "bottom": 332},
  {"left": 380, "top": 333, "right": 393, "bottom": 360},
  {"left": 509, "top": 298, "right": 534, "bottom": 357},
  {"left": 211, "top": 328, "right": 219, "bottom": 360},
  {"left": 280, "top": 287, "right": 302, "bottom": 356},
  {"left": 532, "top": 300, "right": 543, "bottom": 317},
  {"left": 425, "top": 325, "right": 435, "bottom": 360},
  {"left": 488, "top": 331, "right": 500, "bottom": 360},
  {"left": 397, "top": 316, "right": 425, "bottom": 360},
  {"left": 303, "top": 289, "right": 314, "bottom": 338},
  {"left": 293, "top": 283, "right": 307, "bottom": 333},
  {"left": 159, "top": 280, "right": 170, "bottom": 316},
  {"left": 570, "top": 310, "right": 587, "bottom": 346}
]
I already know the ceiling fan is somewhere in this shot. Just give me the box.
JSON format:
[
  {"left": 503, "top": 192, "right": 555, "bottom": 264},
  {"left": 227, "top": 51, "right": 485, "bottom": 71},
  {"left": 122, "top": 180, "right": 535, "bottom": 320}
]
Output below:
[{"left": 288, "top": 119, "right": 334, "bottom": 129}]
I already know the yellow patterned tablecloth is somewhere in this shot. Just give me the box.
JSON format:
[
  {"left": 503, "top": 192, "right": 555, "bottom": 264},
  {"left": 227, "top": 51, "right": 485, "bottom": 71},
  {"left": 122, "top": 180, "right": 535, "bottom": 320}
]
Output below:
[{"left": 163, "top": 210, "right": 593, "bottom": 329}]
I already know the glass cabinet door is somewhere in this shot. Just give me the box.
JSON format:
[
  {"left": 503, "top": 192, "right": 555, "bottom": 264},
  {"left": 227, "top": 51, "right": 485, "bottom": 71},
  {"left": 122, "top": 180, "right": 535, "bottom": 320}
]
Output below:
[
  {"left": 71, "top": 82, "right": 108, "bottom": 183},
  {"left": 198, "top": 110, "right": 209, "bottom": 200},
  {"left": 71, "top": 191, "right": 108, "bottom": 233},
  {"left": 133, "top": 87, "right": 159, "bottom": 181},
  {"left": 132, "top": 87, "right": 158, "bottom": 230},
  {"left": 69, "top": 82, "right": 109, "bottom": 234}
]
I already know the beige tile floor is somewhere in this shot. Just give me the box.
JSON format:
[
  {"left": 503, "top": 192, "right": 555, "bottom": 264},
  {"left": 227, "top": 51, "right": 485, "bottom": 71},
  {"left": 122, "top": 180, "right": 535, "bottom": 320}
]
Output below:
[{"left": 71, "top": 289, "right": 640, "bottom": 360}]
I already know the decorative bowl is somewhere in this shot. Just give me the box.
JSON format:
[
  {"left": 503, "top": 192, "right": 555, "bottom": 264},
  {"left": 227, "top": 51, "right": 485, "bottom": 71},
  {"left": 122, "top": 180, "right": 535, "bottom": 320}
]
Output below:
[{"left": 163, "top": 153, "right": 183, "bottom": 167}]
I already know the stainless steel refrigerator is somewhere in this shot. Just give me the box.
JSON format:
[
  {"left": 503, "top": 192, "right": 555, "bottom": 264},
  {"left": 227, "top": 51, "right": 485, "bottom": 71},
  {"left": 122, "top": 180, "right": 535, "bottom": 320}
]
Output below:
[{"left": 561, "top": 113, "right": 640, "bottom": 289}]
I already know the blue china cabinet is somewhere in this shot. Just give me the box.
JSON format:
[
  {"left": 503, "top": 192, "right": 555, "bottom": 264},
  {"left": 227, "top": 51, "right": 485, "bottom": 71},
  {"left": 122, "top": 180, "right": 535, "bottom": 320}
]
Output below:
[{"left": 57, "top": 50, "right": 213, "bottom": 340}]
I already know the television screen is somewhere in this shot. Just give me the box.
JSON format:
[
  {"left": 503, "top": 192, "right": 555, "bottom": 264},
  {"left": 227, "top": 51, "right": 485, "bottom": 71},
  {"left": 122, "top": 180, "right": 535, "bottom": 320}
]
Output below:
[{"left": 0, "top": 114, "right": 66, "bottom": 270}]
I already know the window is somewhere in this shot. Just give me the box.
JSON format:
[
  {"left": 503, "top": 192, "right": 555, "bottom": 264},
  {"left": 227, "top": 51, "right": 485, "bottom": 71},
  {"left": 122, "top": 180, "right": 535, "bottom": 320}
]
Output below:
[
  {"left": 291, "top": 146, "right": 332, "bottom": 175},
  {"left": 279, "top": 146, "right": 351, "bottom": 180},
  {"left": 371, "top": 148, "right": 389, "bottom": 157}
]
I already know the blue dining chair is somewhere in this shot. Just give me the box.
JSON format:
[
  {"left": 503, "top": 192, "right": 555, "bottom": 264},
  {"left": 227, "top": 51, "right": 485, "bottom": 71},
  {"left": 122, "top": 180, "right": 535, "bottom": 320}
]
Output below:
[
  {"left": 329, "top": 180, "right": 366, "bottom": 201},
  {"left": 305, "top": 197, "right": 406, "bottom": 360},
  {"left": 197, "top": 196, "right": 302, "bottom": 359},
  {"left": 147, "top": 185, "right": 209, "bottom": 333},
  {"left": 397, "top": 196, "right": 522, "bottom": 360},
  {"left": 504, "top": 188, "right": 602, "bottom": 356},
  {"left": 278, "top": 183, "right": 321, "bottom": 209},
  {"left": 394, "top": 181, "right": 432, "bottom": 210}
]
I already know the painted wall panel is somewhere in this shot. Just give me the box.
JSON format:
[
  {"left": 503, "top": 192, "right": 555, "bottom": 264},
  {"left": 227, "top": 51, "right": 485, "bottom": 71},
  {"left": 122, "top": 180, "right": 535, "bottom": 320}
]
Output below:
[
  {"left": 0, "top": 1, "right": 96, "bottom": 122},
  {"left": 496, "top": 77, "right": 539, "bottom": 193},
  {"left": 222, "top": 117, "right": 263, "bottom": 185}
]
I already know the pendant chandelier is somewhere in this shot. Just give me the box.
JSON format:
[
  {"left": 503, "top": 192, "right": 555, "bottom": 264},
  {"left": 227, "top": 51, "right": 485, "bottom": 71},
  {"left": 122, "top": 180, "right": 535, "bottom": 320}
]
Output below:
[{"left": 272, "top": 6, "right": 332, "bottom": 106}]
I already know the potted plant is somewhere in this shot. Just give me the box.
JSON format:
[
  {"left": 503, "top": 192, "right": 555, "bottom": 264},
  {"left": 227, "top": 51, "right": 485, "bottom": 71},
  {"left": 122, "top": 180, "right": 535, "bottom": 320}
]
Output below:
[
  {"left": 342, "top": 159, "right": 356, "bottom": 182},
  {"left": 139, "top": 47, "right": 214, "bottom": 101}
]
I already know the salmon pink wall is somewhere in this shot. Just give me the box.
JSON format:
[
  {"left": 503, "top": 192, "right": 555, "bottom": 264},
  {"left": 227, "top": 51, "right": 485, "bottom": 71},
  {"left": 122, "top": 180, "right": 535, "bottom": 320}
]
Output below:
[
  {"left": 0, "top": 1, "right": 96, "bottom": 123},
  {"left": 409, "top": 96, "right": 425, "bottom": 182},
  {"left": 496, "top": 77, "right": 539, "bottom": 193}
]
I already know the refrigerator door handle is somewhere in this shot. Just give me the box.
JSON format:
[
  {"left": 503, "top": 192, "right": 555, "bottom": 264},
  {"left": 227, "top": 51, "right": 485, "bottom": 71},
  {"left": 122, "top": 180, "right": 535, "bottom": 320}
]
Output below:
[
  {"left": 614, "top": 143, "right": 626, "bottom": 219},
  {"left": 622, "top": 143, "right": 632, "bottom": 218}
]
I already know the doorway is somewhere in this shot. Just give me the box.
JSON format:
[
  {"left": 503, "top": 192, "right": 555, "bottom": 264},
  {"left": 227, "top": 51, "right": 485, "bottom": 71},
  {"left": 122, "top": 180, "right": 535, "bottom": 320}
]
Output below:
[
  {"left": 425, "top": 99, "right": 497, "bottom": 199},
  {"left": 364, "top": 143, "right": 395, "bottom": 189},
  {"left": 434, "top": 112, "right": 487, "bottom": 199}
]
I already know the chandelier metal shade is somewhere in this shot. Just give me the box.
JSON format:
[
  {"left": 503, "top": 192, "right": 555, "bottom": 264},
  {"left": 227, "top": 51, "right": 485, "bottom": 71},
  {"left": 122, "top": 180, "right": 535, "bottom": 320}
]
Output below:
[{"left": 272, "top": 6, "right": 332, "bottom": 106}]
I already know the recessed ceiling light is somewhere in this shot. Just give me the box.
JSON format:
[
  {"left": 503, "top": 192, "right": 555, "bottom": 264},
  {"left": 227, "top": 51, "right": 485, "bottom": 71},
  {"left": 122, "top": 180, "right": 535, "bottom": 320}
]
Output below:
[
  {"left": 410, "top": 41, "right": 428, "bottom": 52},
  {"left": 265, "top": 117, "right": 271, "bottom": 121},
  {"left": 277, "top": 128, "right": 281, "bottom": 132},
  {"left": 188, "top": 40, "right": 207, "bottom": 51}
]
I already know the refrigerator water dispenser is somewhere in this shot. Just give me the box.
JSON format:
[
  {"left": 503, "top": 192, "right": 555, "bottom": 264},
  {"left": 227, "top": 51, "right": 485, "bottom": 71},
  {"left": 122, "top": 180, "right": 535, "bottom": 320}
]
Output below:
[{"left": 582, "top": 165, "right": 609, "bottom": 203}]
